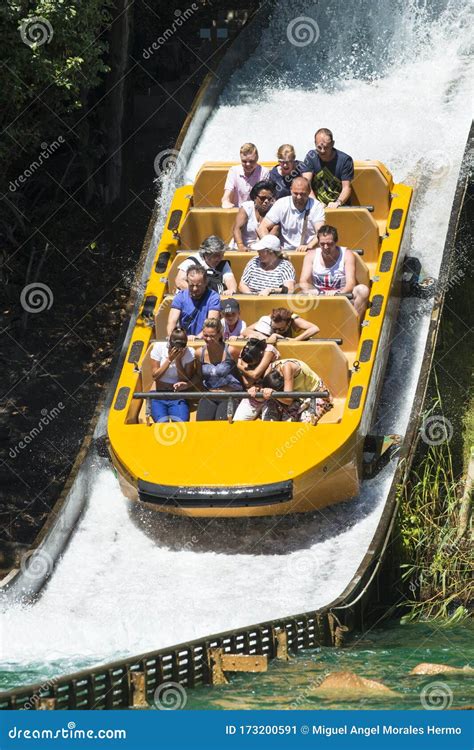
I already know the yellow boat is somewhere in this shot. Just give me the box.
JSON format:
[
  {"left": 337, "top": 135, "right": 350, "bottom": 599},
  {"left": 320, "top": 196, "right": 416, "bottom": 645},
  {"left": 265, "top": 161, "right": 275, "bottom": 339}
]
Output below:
[{"left": 107, "top": 161, "right": 412, "bottom": 517}]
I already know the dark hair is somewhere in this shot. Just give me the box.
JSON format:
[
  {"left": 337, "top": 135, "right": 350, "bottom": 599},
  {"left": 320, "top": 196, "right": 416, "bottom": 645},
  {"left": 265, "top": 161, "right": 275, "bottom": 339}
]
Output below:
[
  {"left": 270, "top": 308, "right": 292, "bottom": 323},
  {"left": 250, "top": 180, "right": 277, "bottom": 201},
  {"left": 169, "top": 327, "right": 188, "bottom": 348},
  {"left": 315, "top": 127, "right": 334, "bottom": 142},
  {"left": 262, "top": 369, "right": 284, "bottom": 390},
  {"left": 317, "top": 225, "right": 338, "bottom": 242},
  {"left": 240, "top": 337, "right": 267, "bottom": 365},
  {"left": 186, "top": 264, "right": 207, "bottom": 279}
]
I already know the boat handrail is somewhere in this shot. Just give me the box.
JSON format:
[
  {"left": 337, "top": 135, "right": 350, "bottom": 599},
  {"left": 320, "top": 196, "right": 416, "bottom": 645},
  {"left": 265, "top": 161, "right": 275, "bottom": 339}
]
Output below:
[{"left": 133, "top": 390, "right": 330, "bottom": 400}]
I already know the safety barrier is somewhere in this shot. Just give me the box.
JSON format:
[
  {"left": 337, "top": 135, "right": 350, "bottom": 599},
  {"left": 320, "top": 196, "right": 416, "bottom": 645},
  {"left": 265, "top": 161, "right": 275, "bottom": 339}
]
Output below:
[{"left": 0, "top": 611, "right": 346, "bottom": 710}]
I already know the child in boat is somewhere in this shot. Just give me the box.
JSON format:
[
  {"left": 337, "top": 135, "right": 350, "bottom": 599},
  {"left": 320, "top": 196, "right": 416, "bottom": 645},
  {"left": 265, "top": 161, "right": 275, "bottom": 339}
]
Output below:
[
  {"left": 149, "top": 328, "right": 195, "bottom": 423},
  {"left": 220, "top": 298, "right": 247, "bottom": 340}
]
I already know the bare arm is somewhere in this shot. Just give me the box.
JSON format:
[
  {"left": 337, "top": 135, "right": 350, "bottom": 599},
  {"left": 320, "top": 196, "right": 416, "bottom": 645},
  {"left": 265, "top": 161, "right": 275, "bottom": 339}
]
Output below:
[
  {"left": 299, "top": 250, "right": 316, "bottom": 291},
  {"left": 151, "top": 357, "right": 171, "bottom": 383},
  {"left": 233, "top": 207, "right": 251, "bottom": 251},
  {"left": 292, "top": 316, "right": 320, "bottom": 340},
  {"left": 304, "top": 221, "right": 324, "bottom": 250},
  {"left": 239, "top": 342, "right": 278, "bottom": 385},
  {"left": 338, "top": 249, "right": 356, "bottom": 293},
  {"left": 223, "top": 272, "right": 237, "bottom": 294},
  {"left": 284, "top": 277, "right": 295, "bottom": 293},
  {"left": 257, "top": 217, "right": 277, "bottom": 238},
  {"left": 274, "top": 361, "right": 295, "bottom": 405},
  {"left": 238, "top": 279, "right": 253, "bottom": 294},
  {"left": 167, "top": 308, "right": 181, "bottom": 336},
  {"left": 221, "top": 188, "right": 236, "bottom": 209},
  {"left": 174, "top": 269, "right": 188, "bottom": 290},
  {"left": 327, "top": 180, "right": 352, "bottom": 209}
]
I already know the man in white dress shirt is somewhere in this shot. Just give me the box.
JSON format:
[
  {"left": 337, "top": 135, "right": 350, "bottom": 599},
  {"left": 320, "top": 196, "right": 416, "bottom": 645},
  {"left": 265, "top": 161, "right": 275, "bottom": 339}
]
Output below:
[{"left": 259, "top": 176, "right": 325, "bottom": 252}]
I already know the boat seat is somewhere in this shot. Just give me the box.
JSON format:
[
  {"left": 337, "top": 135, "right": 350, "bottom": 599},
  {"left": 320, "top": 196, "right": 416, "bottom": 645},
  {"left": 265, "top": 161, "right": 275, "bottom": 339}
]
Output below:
[
  {"left": 178, "top": 207, "right": 379, "bottom": 269},
  {"left": 133, "top": 340, "right": 349, "bottom": 425},
  {"left": 192, "top": 161, "right": 391, "bottom": 233},
  {"left": 165, "top": 250, "right": 371, "bottom": 295},
  {"left": 179, "top": 208, "right": 238, "bottom": 249},
  {"left": 154, "top": 293, "right": 360, "bottom": 361}
]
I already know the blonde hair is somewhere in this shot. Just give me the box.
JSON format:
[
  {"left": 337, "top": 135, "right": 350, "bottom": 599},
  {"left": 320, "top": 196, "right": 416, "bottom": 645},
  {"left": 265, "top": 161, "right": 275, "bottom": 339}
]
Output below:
[
  {"left": 277, "top": 144, "right": 296, "bottom": 161},
  {"left": 240, "top": 142, "right": 258, "bottom": 158}
]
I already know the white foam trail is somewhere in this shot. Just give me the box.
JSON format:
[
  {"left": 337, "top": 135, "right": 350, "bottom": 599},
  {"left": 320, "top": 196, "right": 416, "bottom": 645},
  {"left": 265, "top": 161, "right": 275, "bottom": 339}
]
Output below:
[
  {"left": 1, "top": 464, "right": 392, "bottom": 669},
  {"left": 1, "top": 0, "right": 471, "bottom": 680}
]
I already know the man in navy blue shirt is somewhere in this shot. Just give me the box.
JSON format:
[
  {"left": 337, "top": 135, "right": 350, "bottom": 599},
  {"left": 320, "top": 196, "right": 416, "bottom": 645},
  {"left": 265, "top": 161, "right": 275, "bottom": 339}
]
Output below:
[
  {"left": 167, "top": 266, "right": 221, "bottom": 337},
  {"left": 302, "top": 128, "right": 354, "bottom": 208}
]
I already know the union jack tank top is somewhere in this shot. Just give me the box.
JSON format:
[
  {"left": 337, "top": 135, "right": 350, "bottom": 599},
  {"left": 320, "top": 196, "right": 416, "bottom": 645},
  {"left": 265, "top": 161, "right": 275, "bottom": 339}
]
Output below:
[{"left": 311, "top": 246, "right": 346, "bottom": 292}]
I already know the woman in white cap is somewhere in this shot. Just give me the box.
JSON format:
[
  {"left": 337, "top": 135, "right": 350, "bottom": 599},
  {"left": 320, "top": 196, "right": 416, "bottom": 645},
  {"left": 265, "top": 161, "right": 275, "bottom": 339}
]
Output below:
[{"left": 238, "top": 235, "right": 296, "bottom": 295}]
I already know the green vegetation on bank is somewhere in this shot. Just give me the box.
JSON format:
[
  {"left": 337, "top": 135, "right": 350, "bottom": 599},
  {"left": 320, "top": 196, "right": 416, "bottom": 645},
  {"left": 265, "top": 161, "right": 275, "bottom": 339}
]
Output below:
[
  {"left": 398, "top": 180, "right": 473, "bottom": 624},
  {"left": 399, "top": 397, "right": 472, "bottom": 623}
]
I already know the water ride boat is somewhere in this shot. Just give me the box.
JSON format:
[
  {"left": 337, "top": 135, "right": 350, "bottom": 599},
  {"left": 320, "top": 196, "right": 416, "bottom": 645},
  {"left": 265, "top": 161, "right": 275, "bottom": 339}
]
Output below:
[{"left": 107, "top": 161, "right": 412, "bottom": 517}]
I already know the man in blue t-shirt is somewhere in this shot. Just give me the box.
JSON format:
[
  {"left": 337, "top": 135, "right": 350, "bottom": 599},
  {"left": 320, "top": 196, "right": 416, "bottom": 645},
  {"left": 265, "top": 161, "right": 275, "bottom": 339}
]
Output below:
[
  {"left": 302, "top": 128, "right": 354, "bottom": 208},
  {"left": 167, "top": 266, "right": 221, "bottom": 337}
]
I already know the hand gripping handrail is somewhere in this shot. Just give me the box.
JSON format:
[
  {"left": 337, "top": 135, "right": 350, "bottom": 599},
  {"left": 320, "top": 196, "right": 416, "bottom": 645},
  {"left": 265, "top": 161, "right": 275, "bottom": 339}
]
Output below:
[{"left": 133, "top": 390, "right": 331, "bottom": 424}]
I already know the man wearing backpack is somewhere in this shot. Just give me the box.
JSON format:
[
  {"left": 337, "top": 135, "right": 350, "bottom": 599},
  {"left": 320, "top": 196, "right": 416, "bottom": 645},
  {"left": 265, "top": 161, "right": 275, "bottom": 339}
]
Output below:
[{"left": 174, "top": 235, "right": 237, "bottom": 294}]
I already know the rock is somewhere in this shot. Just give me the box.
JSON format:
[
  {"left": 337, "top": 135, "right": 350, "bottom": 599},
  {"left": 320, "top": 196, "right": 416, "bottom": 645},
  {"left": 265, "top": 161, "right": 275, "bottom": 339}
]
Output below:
[
  {"left": 315, "top": 671, "right": 398, "bottom": 696},
  {"left": 410, "top": 663, "right": 474, "bottom": 676}
]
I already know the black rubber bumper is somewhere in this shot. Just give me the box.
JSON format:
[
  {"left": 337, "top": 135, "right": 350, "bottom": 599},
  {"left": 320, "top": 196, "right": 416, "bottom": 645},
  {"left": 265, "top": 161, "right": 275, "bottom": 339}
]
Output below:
[{"left": 137, "top": 480, "right": 293, "bottom": 508}]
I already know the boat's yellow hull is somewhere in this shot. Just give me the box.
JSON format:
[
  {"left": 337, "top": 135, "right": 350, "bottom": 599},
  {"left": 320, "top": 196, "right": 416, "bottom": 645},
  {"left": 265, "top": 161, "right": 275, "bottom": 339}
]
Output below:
[{"left": 107, "top": 161, "right": 412, "bottom": 517}]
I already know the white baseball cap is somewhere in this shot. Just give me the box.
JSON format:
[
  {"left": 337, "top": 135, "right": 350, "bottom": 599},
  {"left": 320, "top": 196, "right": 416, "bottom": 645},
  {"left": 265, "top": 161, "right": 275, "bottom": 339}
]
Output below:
[{"left": 252, "top": 235, "right": 282, "bottom": 252}]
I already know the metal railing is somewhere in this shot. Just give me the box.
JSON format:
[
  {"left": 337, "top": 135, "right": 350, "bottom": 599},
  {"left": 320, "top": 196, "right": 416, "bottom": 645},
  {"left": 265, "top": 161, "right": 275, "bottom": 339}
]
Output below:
[{"left": 0, "top": 612, "right": 344, "bottom": 710}]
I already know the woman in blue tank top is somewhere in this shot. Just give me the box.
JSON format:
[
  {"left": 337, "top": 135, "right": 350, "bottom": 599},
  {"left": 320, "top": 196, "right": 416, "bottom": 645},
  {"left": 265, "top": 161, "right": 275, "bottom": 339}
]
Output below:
[{"left": 195, "top": 318, "right": 242, "bottom": 421}]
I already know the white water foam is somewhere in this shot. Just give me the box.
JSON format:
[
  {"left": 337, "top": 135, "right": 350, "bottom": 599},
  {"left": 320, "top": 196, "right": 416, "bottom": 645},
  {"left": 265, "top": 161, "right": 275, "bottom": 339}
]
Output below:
[{"left": 1, "top": 0, "right": 472, "bottom": 681}]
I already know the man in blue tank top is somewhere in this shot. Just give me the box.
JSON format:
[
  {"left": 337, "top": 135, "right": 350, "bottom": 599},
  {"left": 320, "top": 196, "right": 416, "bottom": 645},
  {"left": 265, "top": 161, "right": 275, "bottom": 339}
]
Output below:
[{"left": 302, "top": 128, "right": 354, "bottom": 208}]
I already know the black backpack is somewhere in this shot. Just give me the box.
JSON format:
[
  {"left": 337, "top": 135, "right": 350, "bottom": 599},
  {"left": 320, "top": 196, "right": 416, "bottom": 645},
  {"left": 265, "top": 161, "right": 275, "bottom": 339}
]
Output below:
[{"left": 187, "top": 256, "right": 229, "bottom": 294}]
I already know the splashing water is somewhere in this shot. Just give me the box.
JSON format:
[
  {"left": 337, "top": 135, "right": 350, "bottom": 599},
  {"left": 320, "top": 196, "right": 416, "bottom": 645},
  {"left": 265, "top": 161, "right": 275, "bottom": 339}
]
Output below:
[{"left": 0, "top": 0, "right": 471, "bottom": 688}]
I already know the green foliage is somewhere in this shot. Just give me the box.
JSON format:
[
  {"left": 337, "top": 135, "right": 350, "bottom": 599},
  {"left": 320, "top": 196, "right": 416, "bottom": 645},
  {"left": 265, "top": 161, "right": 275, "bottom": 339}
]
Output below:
[
  {"left": 0, "top": 0, "right": 113, "bottom": 181},
  {"left": 398, "top": 395, "right": 472, "bottom": 624}
]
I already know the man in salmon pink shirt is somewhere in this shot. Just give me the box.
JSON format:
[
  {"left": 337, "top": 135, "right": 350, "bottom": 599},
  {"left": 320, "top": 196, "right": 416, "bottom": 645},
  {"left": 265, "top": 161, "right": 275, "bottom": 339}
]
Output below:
[{"left": 221, "top": 143, "right": 270, "bottom": 208}]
